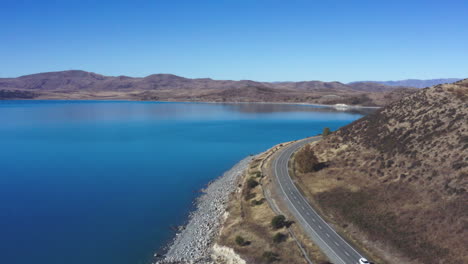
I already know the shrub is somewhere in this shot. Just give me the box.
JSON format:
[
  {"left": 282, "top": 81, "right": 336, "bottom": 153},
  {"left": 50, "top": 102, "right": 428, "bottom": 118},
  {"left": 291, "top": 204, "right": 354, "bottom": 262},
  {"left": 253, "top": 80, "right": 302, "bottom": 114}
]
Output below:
[
  {"left": 295, "top": 145, "right": 319, "bottom": 173},
  {"left": 244, "top": 191, "right": 256, "bottom": 201},
  {"left": 235, "top": 235, "right": 245, "bottom": 246},
  {"left": 273, "top": 232, "right": 287, "bottom": 243},
  {"left": 322, "top": 127, "right": 331, "bottom": 136},
  {"left": 262, "top": 251, "right": 279, "bottom": 263},
  {"left": 271, "top": 215, "right": 286, "bottom": 229},
  {"left": 247, "top": 178, "right": 259, "bottom": 189},
  {"left": 251, "top": 198, "right": 265, "bottom": 206}
]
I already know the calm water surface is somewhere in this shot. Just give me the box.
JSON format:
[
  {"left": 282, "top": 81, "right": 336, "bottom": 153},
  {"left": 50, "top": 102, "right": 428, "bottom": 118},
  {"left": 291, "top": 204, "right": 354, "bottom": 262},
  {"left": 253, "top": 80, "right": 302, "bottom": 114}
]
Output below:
[{"left": 0, "top": 101, "right": 364, "bottom": 264}]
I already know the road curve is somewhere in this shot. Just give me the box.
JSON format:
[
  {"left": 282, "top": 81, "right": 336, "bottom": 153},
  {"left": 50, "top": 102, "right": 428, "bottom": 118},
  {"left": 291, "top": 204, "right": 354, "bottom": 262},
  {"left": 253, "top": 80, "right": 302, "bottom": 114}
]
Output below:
[{"left": 272, "top": 137, "right": 368, "bottom": 264}]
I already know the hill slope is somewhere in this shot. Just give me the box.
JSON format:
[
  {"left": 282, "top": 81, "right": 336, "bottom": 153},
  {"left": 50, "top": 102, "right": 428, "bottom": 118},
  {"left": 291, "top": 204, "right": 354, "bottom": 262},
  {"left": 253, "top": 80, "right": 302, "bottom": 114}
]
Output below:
[
  {"left": 0, "top": 70, "right": 418, "bottom": 106},
  {"left": 348, "top": 81, "right": 410, "bottom": 92},
  {"left": 295, "top": 80, "right": 467, "bottom": 263},
  {"left": 351, "top": 78, "right": 462, "bottom": 89}
]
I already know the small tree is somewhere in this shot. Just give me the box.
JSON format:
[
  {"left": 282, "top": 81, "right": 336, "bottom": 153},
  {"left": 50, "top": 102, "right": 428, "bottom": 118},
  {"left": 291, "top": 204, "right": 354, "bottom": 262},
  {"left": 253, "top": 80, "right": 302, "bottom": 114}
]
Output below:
[
  {"left": 295, "top": 145, "right": 319, "bottom": 173},
  {"left": 235, "top": 235, "right": 245, "bottom": 246},
  {"left": 273, "top": 232, "right": 287, "bottom": 243},
  {"left": 271, "top": 215, "right": 286, "bottom": 229},
  {"left": 322, "top": 127, "right": 331, "bottom": 136},
  {"left": 251, "top": 198, "right": 265, "bottom": 206},
  {"left": 247, "top": 178, "right": 259, "bottom": 189}
]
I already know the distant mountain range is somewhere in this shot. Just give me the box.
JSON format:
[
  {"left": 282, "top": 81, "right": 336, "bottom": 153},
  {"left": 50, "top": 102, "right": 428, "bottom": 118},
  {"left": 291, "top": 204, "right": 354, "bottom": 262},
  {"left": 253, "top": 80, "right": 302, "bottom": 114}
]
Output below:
[
  {"left": 0, "top": 70, "right": 383, "bottom": 92},
  {"left": 350, "top": 78, "right": 462, "bottom": 89},
  {"left": 0, "top": 70, "right": 462, "bottom": 106}
]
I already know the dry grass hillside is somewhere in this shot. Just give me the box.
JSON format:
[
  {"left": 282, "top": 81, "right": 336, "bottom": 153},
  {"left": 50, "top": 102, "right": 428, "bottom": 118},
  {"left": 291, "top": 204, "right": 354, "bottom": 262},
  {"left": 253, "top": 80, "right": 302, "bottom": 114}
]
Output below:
[{"left": 295, "top": 79, "right": 467, "bottom": 263}]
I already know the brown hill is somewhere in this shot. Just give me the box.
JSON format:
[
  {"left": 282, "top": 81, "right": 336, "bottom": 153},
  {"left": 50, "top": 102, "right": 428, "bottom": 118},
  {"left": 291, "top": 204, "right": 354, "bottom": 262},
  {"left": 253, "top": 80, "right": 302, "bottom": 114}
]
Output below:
[
  {"left": 0, "top": 70, "right": 270, "bottom": 91},
  {"left": 295, "top": 80, "right": 468, "bottom": 263},
  {"left": 348, "top": 81, "right": 410, "bottom": 92},
  {"left": 0, "top": 70, "right": 419, "bottom": 106},
  {"left": 270, "top": 81, "right": 356, "bottom": 92}
]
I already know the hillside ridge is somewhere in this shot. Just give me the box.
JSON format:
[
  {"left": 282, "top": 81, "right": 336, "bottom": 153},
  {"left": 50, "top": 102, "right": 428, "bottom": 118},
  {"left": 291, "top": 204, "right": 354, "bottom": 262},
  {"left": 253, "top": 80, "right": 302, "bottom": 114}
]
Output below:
[
  {"left": 295, "top": 79, "right": 468, "bottom": 263},
  {"left": 1, "top": 70, "right": 409, "bottom": 92},
  {"left": 350, "top": 78, "right": 462, "bottom": 89},
  {"left": 0, "top": 70, "right": 423, "bottom": 106}
]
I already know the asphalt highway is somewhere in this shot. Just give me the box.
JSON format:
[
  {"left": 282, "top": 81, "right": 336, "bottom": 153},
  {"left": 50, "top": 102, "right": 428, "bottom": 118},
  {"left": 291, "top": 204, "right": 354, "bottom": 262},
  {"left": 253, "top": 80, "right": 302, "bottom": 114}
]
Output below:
[{"left": 272, "top": 137, "right": 369, "bottom": 264}]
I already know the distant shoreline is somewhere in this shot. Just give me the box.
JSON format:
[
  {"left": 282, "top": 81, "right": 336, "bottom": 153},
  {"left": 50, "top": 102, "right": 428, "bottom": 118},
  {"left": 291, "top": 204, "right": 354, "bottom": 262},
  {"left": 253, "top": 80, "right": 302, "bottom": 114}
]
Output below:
[
  {"left": 3, "top": 98, "right": 382, "bottom": 109},
  {"left": 162, "top": 100, "right": 382, "bottom": 109}
]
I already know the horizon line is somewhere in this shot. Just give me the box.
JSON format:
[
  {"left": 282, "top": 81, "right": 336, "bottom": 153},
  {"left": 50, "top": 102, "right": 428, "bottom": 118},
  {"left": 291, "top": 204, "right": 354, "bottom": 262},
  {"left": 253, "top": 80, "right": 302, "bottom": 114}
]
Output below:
[{"left": 1, "top": 69, "right": 464, "bottom": 84}]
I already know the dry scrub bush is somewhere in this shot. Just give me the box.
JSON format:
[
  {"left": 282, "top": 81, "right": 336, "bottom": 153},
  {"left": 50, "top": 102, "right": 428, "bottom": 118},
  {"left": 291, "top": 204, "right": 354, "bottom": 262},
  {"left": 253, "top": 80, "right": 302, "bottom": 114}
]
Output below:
[{"left": 296, "top": 145, "right": 319, "bottom": 173}]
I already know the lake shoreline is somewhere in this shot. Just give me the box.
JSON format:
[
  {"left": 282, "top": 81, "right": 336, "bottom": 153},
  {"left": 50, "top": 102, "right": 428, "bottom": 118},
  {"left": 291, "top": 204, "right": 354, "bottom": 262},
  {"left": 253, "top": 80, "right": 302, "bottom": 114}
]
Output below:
[
  {"left": 17, "top": 98, "right": 382, "bottom": 109},
  {"left": 154, "top": 156, "right": 254, "bottom": 264}
]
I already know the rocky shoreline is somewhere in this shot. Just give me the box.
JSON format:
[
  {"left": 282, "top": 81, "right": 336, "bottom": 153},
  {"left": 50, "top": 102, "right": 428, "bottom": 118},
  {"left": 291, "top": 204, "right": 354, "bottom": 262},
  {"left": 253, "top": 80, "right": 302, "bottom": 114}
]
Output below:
[{"left": 154, "top": 156, "right": 254, "bottom": 264}]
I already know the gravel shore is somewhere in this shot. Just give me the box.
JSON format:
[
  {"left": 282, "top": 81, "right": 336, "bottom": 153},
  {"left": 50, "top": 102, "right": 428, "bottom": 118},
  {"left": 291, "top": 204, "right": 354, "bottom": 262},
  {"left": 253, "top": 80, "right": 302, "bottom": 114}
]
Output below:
[{"left": 155, "top": 156, "right": 253, "bottom": 264}]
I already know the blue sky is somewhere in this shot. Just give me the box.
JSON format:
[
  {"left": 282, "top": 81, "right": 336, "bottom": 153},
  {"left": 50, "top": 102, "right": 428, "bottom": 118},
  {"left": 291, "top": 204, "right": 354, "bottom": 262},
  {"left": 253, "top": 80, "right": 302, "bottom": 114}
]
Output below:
[{"left": 1, "top": 0, "right": 467, "bottom": 82}]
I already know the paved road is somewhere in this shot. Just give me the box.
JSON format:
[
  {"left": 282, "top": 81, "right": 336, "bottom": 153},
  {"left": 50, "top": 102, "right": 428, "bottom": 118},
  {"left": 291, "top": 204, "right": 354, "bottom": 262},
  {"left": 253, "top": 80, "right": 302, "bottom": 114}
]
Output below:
[{"left": 272, "top": 137, "right": 368, "bottom": 264}]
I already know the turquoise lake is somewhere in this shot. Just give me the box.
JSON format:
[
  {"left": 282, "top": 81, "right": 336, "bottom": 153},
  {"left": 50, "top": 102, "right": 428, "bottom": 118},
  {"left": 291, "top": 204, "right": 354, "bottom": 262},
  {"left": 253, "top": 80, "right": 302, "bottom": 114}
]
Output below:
[{"left": 0, "top": 100, "right": 364, "bottom": 264}]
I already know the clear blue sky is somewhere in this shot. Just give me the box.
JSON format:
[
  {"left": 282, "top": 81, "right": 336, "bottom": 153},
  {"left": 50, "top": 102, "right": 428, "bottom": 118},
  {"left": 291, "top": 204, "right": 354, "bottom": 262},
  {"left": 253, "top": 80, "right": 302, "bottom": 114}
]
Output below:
[{"left": 1, "top": 0, "right": 467, "bottom": 82}]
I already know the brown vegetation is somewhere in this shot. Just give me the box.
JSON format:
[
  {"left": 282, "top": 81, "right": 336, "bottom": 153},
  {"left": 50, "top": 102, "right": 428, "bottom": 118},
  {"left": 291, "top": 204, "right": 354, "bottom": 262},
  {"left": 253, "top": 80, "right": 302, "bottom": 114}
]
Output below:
[
  {"left": 218, "top": 150, "right": 329, "bottom": 264},
  {"left": 294, "top": 79, "right": 468, "bottom": 263},
  {"left": 322, "top": 127, "right": 331, "bottom": 137},
  {"left": 296, "top": 145, "right": 321, "bottom": 173},
  {"left": 218, "top": 160, "right": 308, "bottom": 263}
]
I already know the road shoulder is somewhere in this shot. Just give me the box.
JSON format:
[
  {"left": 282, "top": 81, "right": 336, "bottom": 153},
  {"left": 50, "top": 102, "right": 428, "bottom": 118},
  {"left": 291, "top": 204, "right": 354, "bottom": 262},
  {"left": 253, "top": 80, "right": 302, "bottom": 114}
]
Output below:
[
  {"left": 215, "top": 142, "right": 329, "bottom": 264},
  {"left": 289, "top": 140, "right": 390, "bottom": 264}
]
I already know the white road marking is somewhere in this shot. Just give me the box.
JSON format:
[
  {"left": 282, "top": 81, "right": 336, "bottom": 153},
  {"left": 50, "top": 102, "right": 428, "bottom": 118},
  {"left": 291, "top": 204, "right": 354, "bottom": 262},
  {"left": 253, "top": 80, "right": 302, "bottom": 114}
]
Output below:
[
  {"left": 279, "top": 140, "right": 365, "bottom": 260},
  {"left": 273, "top": 139, "right": 348, "bottom": 264},
  {"left": 334, "top": 241, "right": 339, "bottom": 246},
  {"left": 345, "top": 251, "right": 350, "bottom": 257},
  {"left": 318, "top": 225, "right": 322, "bottom": 229},
  {"left": 326, "top": 233, "right": 330, "bottom": 237}
]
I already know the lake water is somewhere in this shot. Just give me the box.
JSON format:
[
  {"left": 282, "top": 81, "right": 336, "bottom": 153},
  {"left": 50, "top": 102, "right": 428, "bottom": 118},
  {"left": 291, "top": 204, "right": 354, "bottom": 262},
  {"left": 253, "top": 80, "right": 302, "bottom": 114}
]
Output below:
[{"left": 0, "top": 101, "right": 364, "bottom": 264}]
